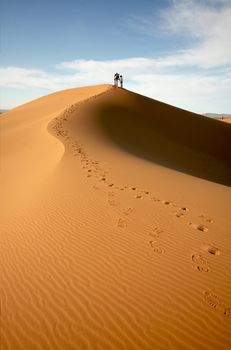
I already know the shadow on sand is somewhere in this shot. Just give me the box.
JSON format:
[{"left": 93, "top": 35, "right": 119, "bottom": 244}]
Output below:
[{"left": 95, "top": 89, "right": 231, "bottom": 187}]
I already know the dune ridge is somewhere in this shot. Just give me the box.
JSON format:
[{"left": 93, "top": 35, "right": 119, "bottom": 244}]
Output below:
[{"left": 1, "top": 85, "right": 231, "bottom": 350}]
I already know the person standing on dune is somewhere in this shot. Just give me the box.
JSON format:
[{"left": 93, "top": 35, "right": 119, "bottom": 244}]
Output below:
[
  {"left": 114, "top": 73, "right": 119, "bottom": 87},
  {"left": 119, "top": 75, "right": 123, "bottom": 88}
]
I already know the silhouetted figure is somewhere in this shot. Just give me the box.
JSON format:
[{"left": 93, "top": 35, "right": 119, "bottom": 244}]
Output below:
[
  {"left": 119, "top": 75, "right": 123, "bottom": 88},
  {"left": 114, "top": 73, "right": 119, "bottom": 87}
]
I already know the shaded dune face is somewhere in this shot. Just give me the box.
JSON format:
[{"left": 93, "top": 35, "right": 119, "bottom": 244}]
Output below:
[{"left": 78, "top": 89, "right": 231, "bottom": 186}]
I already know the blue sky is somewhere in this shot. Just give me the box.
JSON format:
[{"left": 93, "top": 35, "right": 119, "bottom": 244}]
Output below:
[{"left": 1, "top": 0, "right": 231, "bottom": 113}]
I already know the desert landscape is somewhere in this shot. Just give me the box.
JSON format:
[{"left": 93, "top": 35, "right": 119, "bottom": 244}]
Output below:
[{"left": 1, "top": 84, "right": 231, "bottom": 350}]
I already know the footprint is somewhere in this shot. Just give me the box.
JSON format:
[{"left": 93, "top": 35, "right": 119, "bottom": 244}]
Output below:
[
  {"left": 153, "top": 246, "right": 166, "bottom": 254},
  {"left": 162, "top": 201, "right": 171, "bottom": 205},
  {"left": 117, "top": 218, "right": 127, "bottom": 229},
  {"left": 207, "top": 246, "right": 221, "bottom": 256},
  {"left": 149, "top": 240, "right": 166, "bottom": 255},
  {"left": 149, "top": 226, "right": 164, "bottom": 238},
  {"left": 174, "top": 211, "right": 184, "bottom": 218},
  {"left": 123, "top": 207, "right": 133, "bottom": 216},
  {"left": 130, "top": 187, "right": 136, "bottom": 191},
  {"left": 108, "top": 199, "right": 119, "bottom": 207},
  {"left": 199, "top": 215, "right": 214, "bottom": 224},
  {"left": 181, "top": 207, "right": 189, "bottom": 212},
  {"left": 204, "top": 290, "right": 220, "bottom": 309},
  {"left": 189, "top": 223, "right": 208, "bottom": 232},
  {"left": 201, "top": 243, "right": 221, "bottom": 256},
  {"left": 191, "top": 253, "right": 210, "bottom": 272},
  {"left": 135, "top": 195, "right": 142, "bottom": 199},
  {"left": 196, "top": 224, "right": 208, "bottom": 232},
  {"left": 151, "top": 197, "right": 160, "bottom": 202},
  {"left": 224, "top": 308, "right": 231, "bottom": 318}
]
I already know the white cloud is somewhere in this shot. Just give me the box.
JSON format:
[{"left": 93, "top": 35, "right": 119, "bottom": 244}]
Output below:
[
  {"left": 161, "top": 0, "right": 231, "bottom": 67},
  {"left": 128, "top": 0, "right": 231, "bottom": 68},
  {"left": 1, "top": 58, "right": 231, "bottom": 113},
  {"left": 57, "top": 58, "right": 157, "bottom": 81},
  {"left": 0, "top": 67, "right": 64, "bottom": 90},
  {"left": 129, "top": 71, "right": 231, "bottom": 113}
]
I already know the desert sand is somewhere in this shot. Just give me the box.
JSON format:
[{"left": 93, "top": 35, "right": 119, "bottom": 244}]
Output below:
[
  {"left": 224, "top": 117, "right": 231, "bottom": 124},
  {"left": 1, "top": 85, "right": 231, "bottom": 350}
]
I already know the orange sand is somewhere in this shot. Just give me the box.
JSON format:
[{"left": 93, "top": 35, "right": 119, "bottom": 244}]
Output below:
[{"left": 1, "top": 85, "right": 231, "bottom": 350}]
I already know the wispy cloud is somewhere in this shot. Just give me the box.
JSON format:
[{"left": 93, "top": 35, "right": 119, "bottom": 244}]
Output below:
[
  {"left": 1, "top": 58, "right": 230, "bottom": 113},
  {"left": 0, "top": 67, "right": 63, "bottom": 90},
  {"left": 127, "top": 0, "right": 231, "bottom": 68},
  {"left": 161, "top": 0, "right": 231, "bottom": 67}
]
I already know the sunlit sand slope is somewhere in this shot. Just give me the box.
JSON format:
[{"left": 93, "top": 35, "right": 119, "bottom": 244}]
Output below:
[
  {"left": 1, "top": 85, "right": 231, "bottom": 350},
  {"left": 224, "top": 117, "right": 231, "bottom": 124}
]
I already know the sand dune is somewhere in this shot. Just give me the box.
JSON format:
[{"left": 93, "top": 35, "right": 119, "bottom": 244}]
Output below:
[
  {"left": 64, "top": 88, "right": 231, "bottom": 186},
  {"left": 1, "top": 85, "right": 231, "bottom": 350}
]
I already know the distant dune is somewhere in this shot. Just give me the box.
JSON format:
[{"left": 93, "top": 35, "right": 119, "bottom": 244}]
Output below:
[
  {"left": 204, "top": 113, "right": 231, "bottom": 119},
  {"left": 1, "top": 85, "right": 231, "bottom": 350}
]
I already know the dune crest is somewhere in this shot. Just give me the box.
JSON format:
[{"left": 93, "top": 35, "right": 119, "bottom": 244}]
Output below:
[{"left": 1, "top": 85, "right": 231, "bottom": 350}]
